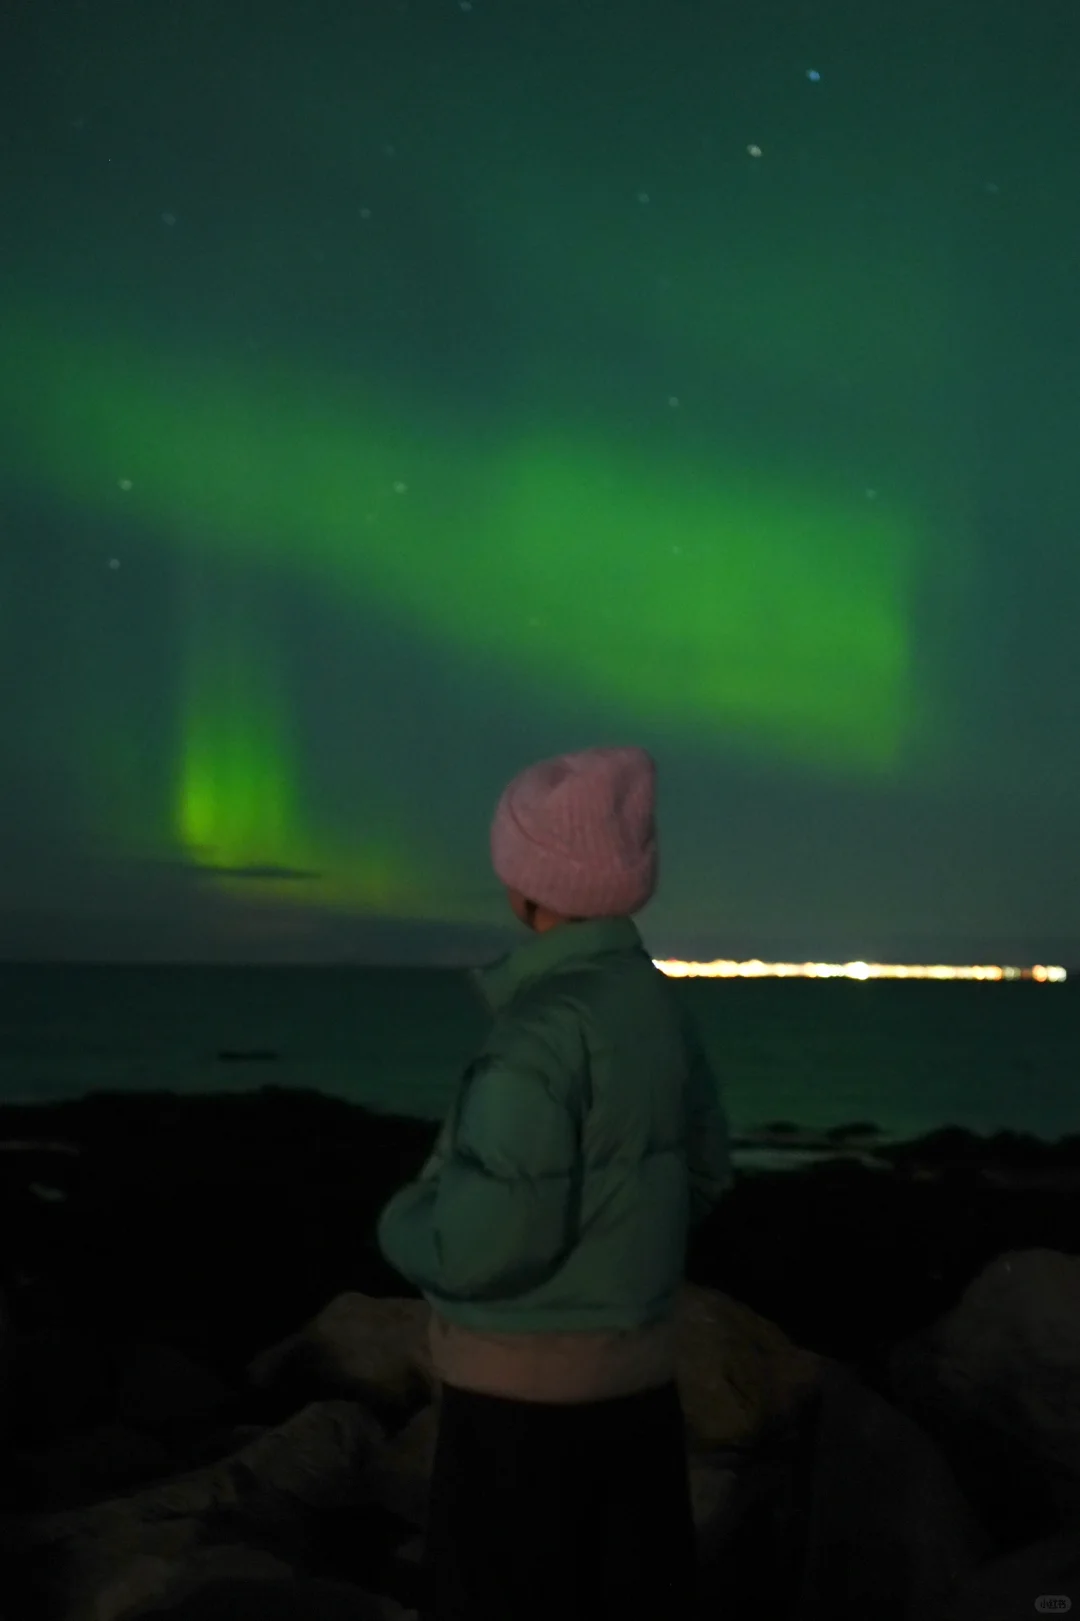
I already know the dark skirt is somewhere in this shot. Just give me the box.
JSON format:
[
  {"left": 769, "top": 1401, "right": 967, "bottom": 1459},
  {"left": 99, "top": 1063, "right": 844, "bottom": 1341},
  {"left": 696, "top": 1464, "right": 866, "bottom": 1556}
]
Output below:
[{"left": 420, "top": 1377, "right": 698, "bottom": 1621}]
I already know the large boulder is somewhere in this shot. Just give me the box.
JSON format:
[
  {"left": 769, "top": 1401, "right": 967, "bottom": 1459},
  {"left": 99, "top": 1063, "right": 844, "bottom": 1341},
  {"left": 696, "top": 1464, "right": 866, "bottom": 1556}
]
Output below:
[
  {"left": 247, "top": 1283, "right": 830, "bottom": 1549},
  {"left": 887, "top": 1249, "right": 1080, "bottom": 1541},
  {"left": 685, "top": 1366, "right": 990, "bottom": 1621},
  {"left": 0, "top": 1401, "right": 385, "bottom": 1621},
  {"left": 240, "top": 1285, "right": 834, "bottom": 1614},
  {"left": 13, "top": 1421, "right": 174, "bottom": 1511},
  {"left": 112, "top": 1342, "right": 232, "bottom": 1431},
  {"left": 249, "top": 1282, "right": 830, "bottom": 1456},
  {"left": 359, "top": 1405, "right": 438, "bottom": 1529},
  {"left": 88, "top": 1548, "right": 296, "bottom": 1621},
  {"left": 674, "top": 1280, "right": 828, "bottom": 1449},
  {"left": 942, "top": 1527, "right": 1080, "bottom": 1621},
  {"left": 235, "top": 1400, "right": 382, "bottom": 1518},
  {"left": 145, "top": 1579, "right": 415, "bottom": 1619},
  {"left": 788, "top": 1364, "right": 992, "bottom": 1620},
  {"left": 9, "top": 1273, "right": 1048, "bottom": 1621},
  {"left": 146, "top": 1542, "right": 295, "bottom": 1594},
  {"left": 248, "top": 1296, "right": 434, "bottom": 1421}
]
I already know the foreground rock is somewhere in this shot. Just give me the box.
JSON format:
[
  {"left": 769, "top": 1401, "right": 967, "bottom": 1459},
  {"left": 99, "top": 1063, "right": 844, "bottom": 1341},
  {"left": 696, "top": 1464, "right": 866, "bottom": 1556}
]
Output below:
[
  {"left": 148, "top": 1579, "right": 416, "bottom": 1620},
  {"left": 887, "top": 1248, "right": 1080, "bottom": 1543},
  {"left": 1, "top": 1263, "right": 1077, "bottom": 1620},
  {"left": 250, "top": 1281, "right": 827, "bottom": 1457},
  {"left": 943, "top": 1529, "right": 1080, "bottom": 1621},
  {"left": 0, "top": 1090, "right": 1077, "bottom": 1618},
  {"left": 248, "top": 1295, "right": 436, "bottom": 1422},
  {"left": 788, "top": 1365, "right": 991, "bottom": 1619},
  {"left": 0, "top": 1400, "right": 388, "bottom": 1620},
  {"left": 2, "top": 1281, "right": 837, "bottom": 1620}
]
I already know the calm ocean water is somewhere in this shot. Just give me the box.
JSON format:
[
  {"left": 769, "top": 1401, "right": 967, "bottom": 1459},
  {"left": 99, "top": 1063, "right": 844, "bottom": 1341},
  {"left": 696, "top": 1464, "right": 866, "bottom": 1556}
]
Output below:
[{"left": 0, "top": 967, "right": 1075, "bottom": 1160}]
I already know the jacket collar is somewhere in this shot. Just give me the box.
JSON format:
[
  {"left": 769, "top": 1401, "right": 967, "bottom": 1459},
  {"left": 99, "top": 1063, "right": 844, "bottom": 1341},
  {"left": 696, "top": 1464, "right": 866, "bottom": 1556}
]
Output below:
[{"left": 471, "top": 916, "right": 646, "bottom": 1014}]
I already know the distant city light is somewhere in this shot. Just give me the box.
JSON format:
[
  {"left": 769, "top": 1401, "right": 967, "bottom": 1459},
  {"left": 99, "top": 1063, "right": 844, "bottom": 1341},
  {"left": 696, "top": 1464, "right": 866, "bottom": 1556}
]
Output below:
[{"left": 651, "top": 958, "right": 1067, "bottom": 983}]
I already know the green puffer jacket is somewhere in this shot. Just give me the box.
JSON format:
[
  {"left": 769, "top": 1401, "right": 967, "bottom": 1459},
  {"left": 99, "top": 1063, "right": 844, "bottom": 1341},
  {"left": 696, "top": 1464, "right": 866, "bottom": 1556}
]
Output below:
[{"left": 376, "top": 915, "right": 733, "bottom": 1333}]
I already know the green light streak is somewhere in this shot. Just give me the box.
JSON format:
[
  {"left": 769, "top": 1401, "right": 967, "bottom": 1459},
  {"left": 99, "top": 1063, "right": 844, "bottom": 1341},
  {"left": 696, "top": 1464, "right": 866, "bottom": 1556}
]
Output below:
[
  {"left": 0, "top": 300, "right": 943, "bottom": 915},
  {"left": 170, "top": 569, "right": 458, "bottom": 921},
  {"left": 176, "top": 595, "right": 301, "bottom": 871},
  {"left": 2, "top": 307, "right": 920, "bottom": 754}
]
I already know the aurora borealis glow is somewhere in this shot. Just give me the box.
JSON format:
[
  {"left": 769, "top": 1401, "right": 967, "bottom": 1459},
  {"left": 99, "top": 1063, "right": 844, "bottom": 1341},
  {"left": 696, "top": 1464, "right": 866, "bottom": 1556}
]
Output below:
[{"left": 1, "top": 0, "right": 1076, "bottom": 966}]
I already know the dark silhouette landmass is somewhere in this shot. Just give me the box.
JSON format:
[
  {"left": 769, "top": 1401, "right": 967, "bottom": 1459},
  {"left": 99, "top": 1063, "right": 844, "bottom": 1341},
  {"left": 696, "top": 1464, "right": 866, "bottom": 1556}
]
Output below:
[{"left": 0, "top": 1085, "right": 1076, "bottom": 1379}]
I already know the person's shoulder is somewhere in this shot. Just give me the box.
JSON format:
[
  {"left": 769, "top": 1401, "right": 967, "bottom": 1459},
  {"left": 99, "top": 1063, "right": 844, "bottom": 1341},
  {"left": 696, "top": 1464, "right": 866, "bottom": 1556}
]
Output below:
[{"left": 488, "top": 975, "right": 590, "bottom": 1072}]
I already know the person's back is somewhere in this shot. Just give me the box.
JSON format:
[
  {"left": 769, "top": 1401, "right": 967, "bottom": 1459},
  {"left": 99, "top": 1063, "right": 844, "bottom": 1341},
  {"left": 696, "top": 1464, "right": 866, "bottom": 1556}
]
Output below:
[{"left": 376, "top": 745, "right": 733, "bottom": 1620}]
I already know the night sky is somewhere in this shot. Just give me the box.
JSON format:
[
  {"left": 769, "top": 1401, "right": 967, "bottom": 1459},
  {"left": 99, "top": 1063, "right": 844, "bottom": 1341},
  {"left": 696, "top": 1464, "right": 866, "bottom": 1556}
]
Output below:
[{"left": 1, "top": 0, "right": 1077, "bottom": 967}]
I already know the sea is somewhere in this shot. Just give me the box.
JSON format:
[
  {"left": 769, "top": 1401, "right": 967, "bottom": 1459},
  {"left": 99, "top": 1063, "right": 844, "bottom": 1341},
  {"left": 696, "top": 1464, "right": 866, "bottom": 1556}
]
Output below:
[{"left": 0, "top": 965, "right": 1076, "bottom": 1171}]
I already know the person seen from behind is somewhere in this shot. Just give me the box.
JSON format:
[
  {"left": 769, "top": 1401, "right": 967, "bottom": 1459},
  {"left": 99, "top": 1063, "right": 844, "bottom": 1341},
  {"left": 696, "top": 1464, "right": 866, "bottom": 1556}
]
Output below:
[{"left": 376, "top": 745, "right": 734, "bottom": 1621}]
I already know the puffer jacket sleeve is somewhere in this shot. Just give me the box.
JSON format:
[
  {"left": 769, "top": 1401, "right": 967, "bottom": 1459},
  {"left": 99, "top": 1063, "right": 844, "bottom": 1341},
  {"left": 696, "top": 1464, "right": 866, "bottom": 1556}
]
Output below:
[
  {"left": 683, "top": 1014, "right": 734, "bottom": 1222},
  {"left": 375, "top": 1050, "right": 580, "bottom": 1301}
]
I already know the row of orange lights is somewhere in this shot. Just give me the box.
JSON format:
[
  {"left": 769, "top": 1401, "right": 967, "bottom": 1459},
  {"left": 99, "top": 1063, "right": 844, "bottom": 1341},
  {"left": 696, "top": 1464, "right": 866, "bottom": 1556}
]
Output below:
[{"left": 651, "top": 959, "right": 1067, "bottom": 983}]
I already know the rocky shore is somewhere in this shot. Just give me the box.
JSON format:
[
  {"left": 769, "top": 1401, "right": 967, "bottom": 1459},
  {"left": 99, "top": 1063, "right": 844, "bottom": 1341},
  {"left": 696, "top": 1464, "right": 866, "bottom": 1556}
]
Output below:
[{"left": 0, "top": 1086, "right": 1077, "bottom": 1619}]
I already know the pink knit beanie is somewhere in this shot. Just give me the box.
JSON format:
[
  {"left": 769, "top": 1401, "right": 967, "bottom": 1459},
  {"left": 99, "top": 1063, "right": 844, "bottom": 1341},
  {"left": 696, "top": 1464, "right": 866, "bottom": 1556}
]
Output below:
[{"left": 490, "top": 746, "right": 658, "bottom": 918}]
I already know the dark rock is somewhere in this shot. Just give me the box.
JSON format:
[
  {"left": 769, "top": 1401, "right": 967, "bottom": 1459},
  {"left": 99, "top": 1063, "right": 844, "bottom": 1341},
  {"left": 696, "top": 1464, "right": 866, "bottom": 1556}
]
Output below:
[
  {"left": 879, "top": 1124, "right": 1080, "bottom": 1174},
  {"left": 693, "top": 1362, "right": 990, "bottom": 1621},
  {"left": 9, "top": 1329, "right": 116, "bottom": 1444},
  {"left": 233, "top": 1400, "right": 384, "bottom": 1516},
  {"left": 887, "top": 1249, "right": 1080, "bottom": 1545},
  {"left": 248, "top": 1295, "right": 436, "bottom": 1424},
  {"left": 13, "top": 1421, "right": 174, "bottom": 1511},
  {"left": 137, "top": 1544, "right": 296, "bottom": 1613},
  {"left": 182, "top": 1425, "right": 267, "bottom": 1470},
  {"left": 0, "top": 1400, "right": 388, "bottom": 1620},
  {"left": 0, "top": 1089, "right": 437, "bottom": 1369},
  {"left": 690, "top": 1157, "right": 1080, "bottom": 1367},
  {"left": 147, "top": 1577, "right": 409, "bottom": 1619},
  {"left": 789, "top": 1364, "right": 991, "bottom": 1620},
  {"left": 980, "top": 1165, "right": 1080, "bottom": 1193},
  {"left": 692, "top": 1412, "right": 817, "bottom": 1615},
  {"left": 826, "top": 1121, "right": 882, "bottom": 1141},
  {"left": 4, "top": 1087, "right": 1078, "bottom": 1391},
  {"left": 114, "top": 1341, "right": 232, "bottom": 1430},
  {"left": 942, "top": 1527, "right": 1080, "bottom": 1620},
  {"left": 0, "top": 1090, "right": 1077, "bottom": 1619}
]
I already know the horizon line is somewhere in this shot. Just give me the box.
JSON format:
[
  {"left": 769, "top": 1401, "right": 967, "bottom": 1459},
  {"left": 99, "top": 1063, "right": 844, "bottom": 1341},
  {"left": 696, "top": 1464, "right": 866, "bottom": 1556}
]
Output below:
[{"left": 0, "top": 953, "right": 1070, "bottom": 982}]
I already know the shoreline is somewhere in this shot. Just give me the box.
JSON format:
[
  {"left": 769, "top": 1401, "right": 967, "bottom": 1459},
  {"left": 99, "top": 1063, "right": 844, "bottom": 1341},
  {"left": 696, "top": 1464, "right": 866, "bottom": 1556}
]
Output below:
[
  {"left": 2, "top": 1085, "right": 1078, "bottom": 1167},
  {"left": 0, "top": 1086, "right": 1076, "bottom": 1378}
]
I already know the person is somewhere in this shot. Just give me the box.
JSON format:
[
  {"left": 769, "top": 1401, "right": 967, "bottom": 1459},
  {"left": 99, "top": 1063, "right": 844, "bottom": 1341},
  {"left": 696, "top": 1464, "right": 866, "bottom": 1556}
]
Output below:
[{"left": 375, "top": 745, "right": 733, "bottom": 1621}]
